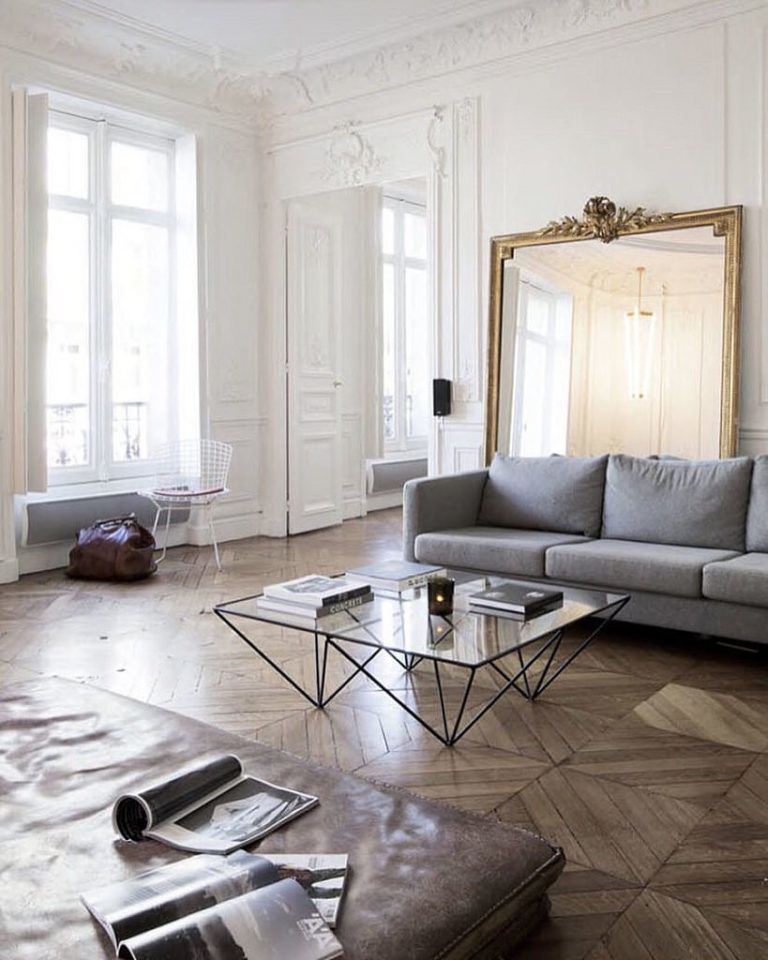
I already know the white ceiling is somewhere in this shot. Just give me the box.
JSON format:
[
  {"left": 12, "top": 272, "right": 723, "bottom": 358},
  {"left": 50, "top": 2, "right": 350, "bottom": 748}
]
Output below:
[{"left": 80, "top": 0, "right": 515, "bottom": 71}]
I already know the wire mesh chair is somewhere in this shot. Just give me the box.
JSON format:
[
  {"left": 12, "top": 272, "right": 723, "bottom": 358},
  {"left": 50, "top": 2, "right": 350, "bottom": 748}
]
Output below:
[{"left": 139, "top": 439, "right": 233, "bottom": 571}]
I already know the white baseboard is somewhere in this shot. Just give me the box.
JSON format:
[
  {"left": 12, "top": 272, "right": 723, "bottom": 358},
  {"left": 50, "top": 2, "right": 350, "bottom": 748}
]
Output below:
[
  {"left": 260, "top": 514, "right": 288, "bottom": 537},
  {"left": 0, "top": 557, "right": 20, "bottom": 583},
  {"left": 366, "top": 490, "right": 404, "bottom": 511},
  {"left": 186, "top": 513, "right": 262, "bottom": 546},
  {"left": 343, "top": 497, "right": 365, "bottom": 520}
]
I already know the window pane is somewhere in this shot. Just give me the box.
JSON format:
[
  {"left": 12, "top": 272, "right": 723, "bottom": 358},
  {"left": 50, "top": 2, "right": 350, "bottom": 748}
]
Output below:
[
  {"left": 405, "top": 266, "right": 428, "bottom": 438},
  {"left": 47, "top": 126, "right": 89, "bottom": 199},
  {"left": 381, "top": 206, "right": 395, "bottom": 256},
  {"left": 110, "top": 140, "right": 168, "bottom": 212},
  {"left": 404, "top": 211, "right": 426, "bottom": 259},
  {"left": 525, "top": 289, "right": 549, "bottom": 336},
  {"left": 382, "top": 262, "right": 396, "bottom": 441},
  {"left": 46, "top": 209, "right": 90, "bottom": 467},
  {"left": 111, "top": 219, "right": 169, "bottom": 461}
]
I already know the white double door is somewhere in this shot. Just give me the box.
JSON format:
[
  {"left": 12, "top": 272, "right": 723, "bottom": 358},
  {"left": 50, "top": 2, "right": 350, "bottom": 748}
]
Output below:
[{"left": 286, "top": 189, "right": 379, "bottom": 535}]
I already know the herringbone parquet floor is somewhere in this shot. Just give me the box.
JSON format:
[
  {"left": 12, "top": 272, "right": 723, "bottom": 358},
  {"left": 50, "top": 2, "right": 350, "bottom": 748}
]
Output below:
[{"left": 1, "top": 507, "right": 767, "bottom": 959}]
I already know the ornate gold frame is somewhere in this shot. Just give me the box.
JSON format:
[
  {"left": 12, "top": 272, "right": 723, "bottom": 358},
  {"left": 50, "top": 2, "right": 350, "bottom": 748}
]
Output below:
[{"left": 484, "top": 197, "right": 743, "bottom": 463}]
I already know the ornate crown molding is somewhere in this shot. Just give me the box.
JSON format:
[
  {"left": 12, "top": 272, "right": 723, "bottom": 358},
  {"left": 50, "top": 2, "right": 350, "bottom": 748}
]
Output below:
[
  {"left": 265, "top": 0, "right": 697, "bottom": 115},
  {"left": 0, "top": 0, "right": 735, "bottom": 124},
  {"left": 538, "top": 196, "right": 673, "bottom": 244},
  {"left": 0, "top": 0, "right": 268, "bottom": 120}
]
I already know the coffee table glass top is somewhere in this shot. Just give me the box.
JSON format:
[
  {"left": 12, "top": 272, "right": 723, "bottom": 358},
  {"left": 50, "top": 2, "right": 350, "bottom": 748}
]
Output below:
[{"left": 215, "top": 572, "right": 627, "bottom": 668}]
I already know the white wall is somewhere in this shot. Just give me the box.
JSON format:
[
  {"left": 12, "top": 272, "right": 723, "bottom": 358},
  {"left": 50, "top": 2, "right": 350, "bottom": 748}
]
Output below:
[
  {"left": 0, "top": 45, "right": 263, "bottom": 580},
  {"left": 259, "top": 0, "right": 768, "bottom": 537},
  {"left": 1, "top": 0, "right": 767, "bottom": 570}
]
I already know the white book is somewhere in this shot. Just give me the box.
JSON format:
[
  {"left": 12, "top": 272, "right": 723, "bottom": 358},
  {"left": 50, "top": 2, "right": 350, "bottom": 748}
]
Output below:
[
  {"left": 264, "top": 574, "right": 370, "bottom": 606},
  {"left": 346, "top": 560, "right": 447, "bottom": 592}
]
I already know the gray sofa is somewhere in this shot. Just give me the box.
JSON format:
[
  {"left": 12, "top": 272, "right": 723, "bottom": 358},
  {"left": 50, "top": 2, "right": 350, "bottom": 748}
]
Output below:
[{"left": 403, "top": 453, "right": 768, "bottom": 645}]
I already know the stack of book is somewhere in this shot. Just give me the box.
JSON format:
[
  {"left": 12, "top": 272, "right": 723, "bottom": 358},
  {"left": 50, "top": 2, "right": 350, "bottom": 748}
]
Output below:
[
  {"left": 257, "top": 575, "right": 373, "bottom": 621},
  {"left": 346, "top": 560, "right": 447, "bottom": 595},
  {"left": 469, "top": 584, "right": 564, "bottom": 620}
]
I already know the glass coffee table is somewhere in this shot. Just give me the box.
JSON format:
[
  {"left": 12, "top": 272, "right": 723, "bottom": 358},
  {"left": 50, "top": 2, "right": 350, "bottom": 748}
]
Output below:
[{"left": 214, "top": 573, "right": 629, "bottom": 746}]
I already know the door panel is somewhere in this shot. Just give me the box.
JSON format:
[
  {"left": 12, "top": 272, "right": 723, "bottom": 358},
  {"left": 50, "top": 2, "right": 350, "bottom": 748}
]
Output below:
[{"left": 287, "top": 200, "right": 344, "bottom": 534}]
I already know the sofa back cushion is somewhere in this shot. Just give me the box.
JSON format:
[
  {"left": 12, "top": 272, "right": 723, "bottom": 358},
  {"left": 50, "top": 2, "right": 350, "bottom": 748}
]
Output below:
[
  {"left": 602, "top": 454, "right": 752, "bottom": 551},
  {"left": 477, "top": 454, "right": 608, "bottom": 537},
  {"left": 746, "top": 456, "right": 768, "bottom": 552}
]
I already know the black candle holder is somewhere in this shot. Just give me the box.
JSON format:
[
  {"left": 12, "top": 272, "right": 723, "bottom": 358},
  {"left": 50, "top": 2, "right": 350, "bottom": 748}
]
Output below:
[{"left": 428, "top": 577, "right": 455, "bottom": 616}]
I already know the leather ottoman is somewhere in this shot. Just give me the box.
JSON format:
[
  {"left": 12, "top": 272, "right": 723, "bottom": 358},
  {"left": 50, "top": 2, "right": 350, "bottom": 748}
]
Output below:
[{"left": 0, "top": 678, "right": 564, "bottom": 960}]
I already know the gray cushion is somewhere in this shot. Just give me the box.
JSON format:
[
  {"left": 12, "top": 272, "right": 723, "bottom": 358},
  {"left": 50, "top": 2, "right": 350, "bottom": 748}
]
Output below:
[
  {"left": 602, "top": 454, "right": 753, "bottom": 551},
  {"left": 545, "top": 539, "right": 739, "bottom": 598},
  {"left": 414, "top": 526, "right": 591, "bottom": 577},
  {"left": 477, "top": 454, "right": 608, "bottom": 537},
  {"left": 746, "top": 456, "right": 768, "bottom": 553},
  {"left": 703, "top": 553, "right": 768, "bottom": 608}
]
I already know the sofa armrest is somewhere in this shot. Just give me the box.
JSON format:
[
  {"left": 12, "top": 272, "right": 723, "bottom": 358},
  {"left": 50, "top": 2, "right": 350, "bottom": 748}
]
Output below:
[{"left": 402, "top": 470, "right": 488, "bottom": 561}]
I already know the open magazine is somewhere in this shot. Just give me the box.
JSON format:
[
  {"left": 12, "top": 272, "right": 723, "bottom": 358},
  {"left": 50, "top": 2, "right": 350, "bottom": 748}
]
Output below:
[
  {"left": 112, "top": 755, "right": 318, "bottom": 854},
  {"left": 82, "top": 851, "right": 348, "bottom": 959}
]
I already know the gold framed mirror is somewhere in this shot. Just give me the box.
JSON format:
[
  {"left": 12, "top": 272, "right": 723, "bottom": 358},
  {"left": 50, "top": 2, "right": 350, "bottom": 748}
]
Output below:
[{"left": 484, "top": 198, "right": 742, "bottom": 463}]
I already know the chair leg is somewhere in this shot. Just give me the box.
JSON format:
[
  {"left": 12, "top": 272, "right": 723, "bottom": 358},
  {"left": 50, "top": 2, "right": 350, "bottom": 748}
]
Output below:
[
  {"left": 207, "top": 502, "right": 222, "bottom": 572},
  {"left": 156, "top": 507, "right": 172, "bottom": 564}
]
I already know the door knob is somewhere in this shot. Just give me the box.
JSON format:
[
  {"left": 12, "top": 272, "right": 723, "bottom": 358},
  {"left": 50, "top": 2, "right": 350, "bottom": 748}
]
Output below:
[{"left": 333, "top": 379, "right": 343, "bottom": 388}]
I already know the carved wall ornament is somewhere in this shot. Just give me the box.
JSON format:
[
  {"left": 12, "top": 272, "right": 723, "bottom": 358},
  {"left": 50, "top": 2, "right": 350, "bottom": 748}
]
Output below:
[
  {"left": 323, "top": 121, "right": 382, "bottom": 187},
  {"left": 538, "top": 196, "right": 673, "bottom": 243},
  {"left": 427, "top": 106, "right": 447, "bottom": 178}
]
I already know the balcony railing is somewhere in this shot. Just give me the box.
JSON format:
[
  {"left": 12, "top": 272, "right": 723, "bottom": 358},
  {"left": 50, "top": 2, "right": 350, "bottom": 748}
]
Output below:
[{"left": 46, "top": 401, "right": 148, "bottom": 467}]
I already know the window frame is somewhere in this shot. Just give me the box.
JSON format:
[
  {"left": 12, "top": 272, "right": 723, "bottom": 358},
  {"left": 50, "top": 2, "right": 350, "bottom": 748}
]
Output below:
[
  {"left": 46, "top": 109, "right": 177, "bottom": 487},
  {"left": 381, "top": 195, "right": 428, "bottom": 455}
]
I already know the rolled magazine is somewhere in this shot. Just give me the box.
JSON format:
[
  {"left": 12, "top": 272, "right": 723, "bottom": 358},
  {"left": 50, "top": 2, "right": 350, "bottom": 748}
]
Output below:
[
  {"left": 82, "top": 851, "right": 348, "bottom": 959},
  {"left": 112, "top": 754, "right": 318, "bottom": 854}
]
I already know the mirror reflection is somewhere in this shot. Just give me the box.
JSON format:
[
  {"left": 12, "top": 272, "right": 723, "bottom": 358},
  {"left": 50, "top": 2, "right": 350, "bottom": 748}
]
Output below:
[{"left": 497, "top": 226, "right": 726, "bottom": 459}]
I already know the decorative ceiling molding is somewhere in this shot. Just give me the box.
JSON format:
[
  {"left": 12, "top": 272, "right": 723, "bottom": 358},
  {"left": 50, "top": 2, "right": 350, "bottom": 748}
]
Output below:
[
  {"left": 264, "top": 0, "right": 700, "bottom": 114},
  {"left": 0, "top": 0, "right": 743, "bottom": 123},
  {"left": 0, "top": 0, "right": 268, "bottom": 119}
]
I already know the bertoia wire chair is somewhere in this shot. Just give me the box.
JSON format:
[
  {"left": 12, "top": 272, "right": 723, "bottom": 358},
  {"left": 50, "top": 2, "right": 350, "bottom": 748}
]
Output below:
[{"left": 139, "top": 439, "right": 233, "bottom": 571}]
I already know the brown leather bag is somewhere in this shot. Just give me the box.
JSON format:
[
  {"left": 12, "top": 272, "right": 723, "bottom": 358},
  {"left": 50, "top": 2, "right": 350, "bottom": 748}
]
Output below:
[{"left": 66, "top": 515, "right": 157, "bottom": 581}]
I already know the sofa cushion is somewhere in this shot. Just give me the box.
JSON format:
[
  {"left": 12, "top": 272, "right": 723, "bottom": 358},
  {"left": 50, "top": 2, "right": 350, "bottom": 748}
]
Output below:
[
  {"left": 703, "top": 553, "right": 768, "bottom": 608},
  {"left": 602, "top": 454, "right": 752, "bottom": 551},
  {"left": 746, "top": 456, "right": 768, "bottom": 552},
  {"left": 545, "top": 539, "right": 740, "bottom": 598},
  {"left": 415, "top": 526, "right": 591, "bottom": 577},
  {"left": 477, "top": 454, "right": 608, "bottom": 537}
]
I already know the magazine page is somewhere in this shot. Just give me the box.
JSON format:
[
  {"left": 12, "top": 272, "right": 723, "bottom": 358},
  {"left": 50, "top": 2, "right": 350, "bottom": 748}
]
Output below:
[
  {"left": 117, "top": 879, "right": 343, "bottom": 960},
  {"left": 150, "top": 776, "right": 319, "bottom": 854},
  {"left": 265, "top": 854, "right": 348, "bottom": 928},
  {"left": 113, "top": 755, "right": 242, "bottom": 842},
  {"left": 82, "top": 852, "right": 349, "bottom": 948}
]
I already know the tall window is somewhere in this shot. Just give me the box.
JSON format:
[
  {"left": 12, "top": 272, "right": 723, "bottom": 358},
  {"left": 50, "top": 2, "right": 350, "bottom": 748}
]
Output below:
[
  {"left": 510, "top": 280, "right": 573, "bottom": 457},
  {"left": 46, "top": 111, "right": 178, "bottom": 484},
  {"left": 381, "top": 196, "right": 429, "bottom": 453}
]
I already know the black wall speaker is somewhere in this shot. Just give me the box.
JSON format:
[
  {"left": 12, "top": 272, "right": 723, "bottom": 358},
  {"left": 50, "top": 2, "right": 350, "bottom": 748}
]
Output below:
[{"left": 433, "top": 378, "right": 452, "bottom": 417}]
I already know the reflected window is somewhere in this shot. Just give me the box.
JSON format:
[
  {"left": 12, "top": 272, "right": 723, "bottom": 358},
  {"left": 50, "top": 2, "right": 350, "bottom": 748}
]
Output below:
[
  {"left": 380, "top": 196, "right": 429, "bottom": 452},
  {"left": 510, "top": 279, "right": 573, "bottom": 457},
  {"left": 46, "top": 112, "right": 184, "bottom": 483}
]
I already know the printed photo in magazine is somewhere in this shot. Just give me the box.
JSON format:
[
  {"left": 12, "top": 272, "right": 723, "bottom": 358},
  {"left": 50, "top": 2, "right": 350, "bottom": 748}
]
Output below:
[
  {"left": 81, "top": 850, "right": 349, "bottom": 948},
  {"left": 108, "top": 878, "right": 342, "bottom": 960},
  {"left": 112, "top": 754, "right": 318, "bottom": 853}
]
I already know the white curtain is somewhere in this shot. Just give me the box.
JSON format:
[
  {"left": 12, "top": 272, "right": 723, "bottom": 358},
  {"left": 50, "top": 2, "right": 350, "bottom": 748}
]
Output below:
[{"left": 11, "top": 88, "right": 48, "bottom": 493}]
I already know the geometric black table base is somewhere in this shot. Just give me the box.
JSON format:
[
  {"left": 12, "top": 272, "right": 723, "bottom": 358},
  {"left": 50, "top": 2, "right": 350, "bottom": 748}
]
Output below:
[{"left": 215, "top": 592, "right": 630, "bottom": 747}]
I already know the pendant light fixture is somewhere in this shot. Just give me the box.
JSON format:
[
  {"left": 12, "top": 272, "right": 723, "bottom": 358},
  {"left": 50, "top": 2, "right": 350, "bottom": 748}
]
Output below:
[{"left": 624, "top": 266, "right": 656, "bottom": 399}]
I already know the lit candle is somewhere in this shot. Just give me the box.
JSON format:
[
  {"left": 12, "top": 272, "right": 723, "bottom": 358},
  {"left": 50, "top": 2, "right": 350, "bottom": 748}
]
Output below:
[{"left": 428, "top": 577, "right": 455, "bottom": 616}]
